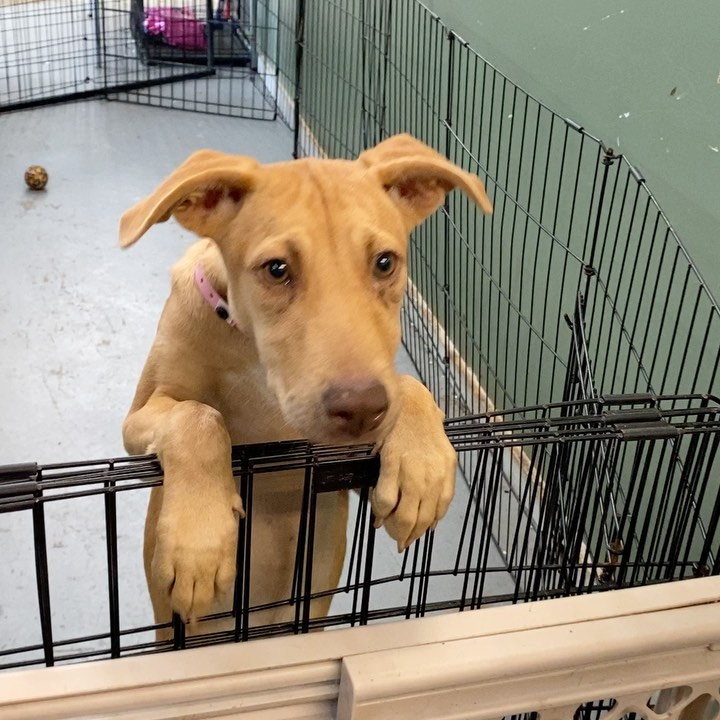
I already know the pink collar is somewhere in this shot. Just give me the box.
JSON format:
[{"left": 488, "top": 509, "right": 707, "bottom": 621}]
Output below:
[{"left": 194, "top": 264, "right": 237, "bottom": 328}]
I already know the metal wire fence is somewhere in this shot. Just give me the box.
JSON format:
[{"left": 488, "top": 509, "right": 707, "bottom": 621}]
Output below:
[
  {"left": 295, "top": 0, "right": 720, "bottom": 417},
  {"left": 2, "top": 0, "right": 720, "bottom": 677},
  {"left": 0, "top": 0, "right": 294, "bottom": 117},
  {"left": 2, "top": 394, "right": 719, "bottom": 669}
]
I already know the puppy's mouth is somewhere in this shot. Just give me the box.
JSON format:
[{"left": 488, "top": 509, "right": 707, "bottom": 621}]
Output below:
[
  {"left": 311, "top": 421, "right": 386, "bottom": 447},
  {"left": 291, "top": 406, "right": 395, "bottom": 448}
]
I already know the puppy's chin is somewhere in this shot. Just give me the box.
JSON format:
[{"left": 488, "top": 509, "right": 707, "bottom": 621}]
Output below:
[
  {"left": 288, "top": 415, "right": 391, "bottom": 448},
  {"left": 311, "top": 430, "right": 379, "bottom": 447}
]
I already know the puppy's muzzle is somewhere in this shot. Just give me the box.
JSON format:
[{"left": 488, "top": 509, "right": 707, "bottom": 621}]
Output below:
[{"left": 322, "top": 379, "right": 389, "bottom": 438}]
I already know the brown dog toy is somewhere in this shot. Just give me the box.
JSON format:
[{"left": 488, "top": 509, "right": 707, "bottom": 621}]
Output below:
[{"left": 24, "top": 165, "right": 48, "bottom": 191}]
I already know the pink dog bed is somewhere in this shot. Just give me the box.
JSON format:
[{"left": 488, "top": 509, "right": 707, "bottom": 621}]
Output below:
[{"left": 143, "top": 7, "right": 207, "bottom": 51}]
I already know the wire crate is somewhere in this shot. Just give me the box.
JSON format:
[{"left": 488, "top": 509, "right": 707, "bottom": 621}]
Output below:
[
  {"left": 2, "top": 394, "right": 719, "bottom": 669},
  {"left": 129, "top": 0, "right": 256, "bottom": 67},
  {"left": 0, "top": 0, "right": 287, "bottom": 117},
  {"left": 2, "top": 0, "right": 720, "bottom": 692}
]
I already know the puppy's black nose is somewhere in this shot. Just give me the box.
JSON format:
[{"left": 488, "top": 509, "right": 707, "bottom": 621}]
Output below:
[{"left": 323, "top": 380, "right": 389, "bottom": 438}]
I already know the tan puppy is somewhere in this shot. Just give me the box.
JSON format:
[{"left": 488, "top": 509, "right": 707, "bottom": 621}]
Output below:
[{"left": 119, "top": 134, "right": 492, "bottom": 634}]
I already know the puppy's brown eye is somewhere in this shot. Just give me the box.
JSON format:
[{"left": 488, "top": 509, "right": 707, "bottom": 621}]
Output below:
[
  {"left": 264, "top": 259, "right": 290, "bottom": 283},
  {"left": 374, "top": 252, "right": 397, "bottom": 278}
]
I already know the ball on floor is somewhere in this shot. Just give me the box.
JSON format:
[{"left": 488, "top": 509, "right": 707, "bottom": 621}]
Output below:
[{"left": 24, "top": 165, "right": 48, "bottom": 191}]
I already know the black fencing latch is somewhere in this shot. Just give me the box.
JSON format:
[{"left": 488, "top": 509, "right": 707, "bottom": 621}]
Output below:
[
  {"left": 313, "top": 456, "right": 380, "bottom": 493},
  {"left": 0, "top": 462, "right": 39, "bottom": 512},
  {"left": 602, "top": 406, "right": 678, "bottom": 440}
]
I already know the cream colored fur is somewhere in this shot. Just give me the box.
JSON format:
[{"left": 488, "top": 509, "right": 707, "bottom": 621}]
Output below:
[{"left": 119, "top": 134, "right": 492, "bottom": 636}]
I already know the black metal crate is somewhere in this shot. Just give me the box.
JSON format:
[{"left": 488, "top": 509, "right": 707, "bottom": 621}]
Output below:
[
  {"left": 0, "top": 0, "right": 287, "bottom": 117},
  {"left": 1, "top": 395, "right": 719, "bottom": 669}
]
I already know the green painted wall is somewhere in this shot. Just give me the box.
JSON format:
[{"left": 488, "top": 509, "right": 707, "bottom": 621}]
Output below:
[{"left": 422, "top": 0, "right": 720, "bottom": 300}]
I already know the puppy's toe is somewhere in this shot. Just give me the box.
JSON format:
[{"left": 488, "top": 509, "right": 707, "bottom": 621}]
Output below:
[
  {"left": 190, "top": 572, "right": 217, "bottom": 622},
  {"left": 152, "top": 553, "right": 177, "bottom": 595},
  {"left": 168, "top": 565, "right": 195, "bottom": 621},
  {"left": 215, "top": 554, "right": 237, "bottom": 596}
]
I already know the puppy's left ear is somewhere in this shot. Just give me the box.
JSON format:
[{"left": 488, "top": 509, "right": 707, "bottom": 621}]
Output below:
[{"left": 359, "top": 133, "right": 492, "bottom": 230}]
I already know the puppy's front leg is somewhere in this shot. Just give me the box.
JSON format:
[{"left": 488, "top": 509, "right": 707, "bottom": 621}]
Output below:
[
  {"left": 372, "top": 376, "right": 457, "bottom": 551},
  {"left": 124, "top": 394, "right": 243, "bottom": 623}
]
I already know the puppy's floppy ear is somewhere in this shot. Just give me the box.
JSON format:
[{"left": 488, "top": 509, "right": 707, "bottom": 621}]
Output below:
[
  {"left": 359, "top": 133, "right": 492, "bottom": 230},
  {"left": 119, "top": 149, "right": 259, "bottom": 248}
]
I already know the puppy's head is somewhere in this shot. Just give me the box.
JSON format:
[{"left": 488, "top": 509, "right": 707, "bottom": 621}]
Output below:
[{"left": 119, "top": 134, "right": 492, "bottom": 444}]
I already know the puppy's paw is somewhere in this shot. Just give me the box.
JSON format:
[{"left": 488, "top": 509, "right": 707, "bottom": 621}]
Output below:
[
  {"left": 372, "top": 378, "right": 456, "bottom": 551},
  {"left": 152, "top": 492, "right": 243, "bottom": 622}
]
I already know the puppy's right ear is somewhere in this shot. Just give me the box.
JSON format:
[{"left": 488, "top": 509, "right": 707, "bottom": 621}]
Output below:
[{"left": 118, "top": 150, "right": 259, "bottom": 248}]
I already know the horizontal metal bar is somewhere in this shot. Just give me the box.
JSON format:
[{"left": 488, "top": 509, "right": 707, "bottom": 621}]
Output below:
[
  {"left": 602, "top": 393, "right": 657, "bottom": 405},
  {"left": 616, "top": 423, "right": 679, "bottom": 441},
  {"left": 1, "top": 72, "right": 216, "bottom": 115},
  {"left": 603, "top": 408, "right": 663, "bottom": 423},
  {"left": 0, "top": 463, "right": 38, "bottom": 482}
]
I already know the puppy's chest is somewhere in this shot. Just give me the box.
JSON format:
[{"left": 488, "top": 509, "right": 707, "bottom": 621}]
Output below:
[{"left": 215, "top": 370, "right": 295, "bottom": 444}]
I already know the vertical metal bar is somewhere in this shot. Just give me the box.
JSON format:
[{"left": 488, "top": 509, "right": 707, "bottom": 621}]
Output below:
[
  {"left": 581, "top": 438, "right": 620, "bottom": 593},
  {"left": 506, "top": 436, "right": 543, "bottom": 574},
  {"left": 377, "top": 0, "right": 392, "bottom": 140},
  {"left": 471, "top": 445, "right": 503, "bottom": 608},
  {"left": 512, "top": 436, "right": 550, "bottom": 601},
  {"left": 345, "top": 485, "right": 364, "bottom": 592},
  {"left": 678, "top": 428, "right": 713, "bottom": 577},
  {"left": 301, "top": 480, "right": 317, "bottom": 633},
  {"left": 93, "top": 0, "right": 103, "bottom": 70},
  {"left": 526, "top": 439, "right": 564, "bottom": 602},
  {"left": 458, "top": 444, "right": 490, "bottom": 610},
  {"left": 665, "top": 422, "right": 706, "bottom": 577},
  {"left": 250, "top": 0, "right": 259, "bottom": 71},
  {"left": 645, "top": 435, "right": 682, "bottom": 574},
  {"left": 582, "top": 147, "right": 616, "bottom": 310},
  {"left": 32, "top": 491, "right": 54, "bottom": 667},
  {"left": 625, "top": 439, "right": 662, "bottom": 586},
  {"left": 417, "top": 530, "right": 434, "bottom": 617},
  {"left": 206, "top": 0, "right": 216, "bottom": 70},
  {"left": 350, "top": 485, "right": 369, "bottom": 625},
  {"left": 292, "top": 0, "right": 306, "bottom": 158},
  {"left": 359, "top": 0, "right": 368, "bottom": 148},
  {"left": 99, "top": 0, "right": 110, "bottom": 94},
  {"left": 442, "top": 29, "right": 455, "bottom": 415},
  {"left": 697, "top": 432, "right": 720, "bottom": 574},
  {"left": 613, "top": 440, "right": 650, "bottom": 588},
  {"left": 511, "top": 94, "right": 531, "bottom": 407},
  {"left": 359, "top": 488, "right": 376, "bottom": 626},
  {"left": 241, "top": 469, "right": 254, "bottom": 641},
  {"left": 633, "top": 439, "right": 670, "bottom": 587},
  {"left": 172, "top": 612, "right": 186, "bottom": 650},
  {"left": 292, "top": 463, "right": 312, "bottom": 633},
  {"left": 606, "top": 185, "right": 646, "bottom": 393},
  {"left": 104, "top": 476, "right": 121, "bottom": 658},
  {"left": 233, "top": 463, "right": 249, "bottom": 642},
  {"left": 403, "top": 543, "right": 420, "bottom": 619},
  {"left": 631, "top": 216, "right": 666, "bottom": 392}
]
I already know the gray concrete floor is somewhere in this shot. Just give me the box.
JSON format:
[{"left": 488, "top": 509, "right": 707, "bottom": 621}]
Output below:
[
  {"left": 0, "top": 100, "right": 297, "bottom": 661},
  {"left": 0, "top": 99, "right": 512, "bottom": 665}
]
